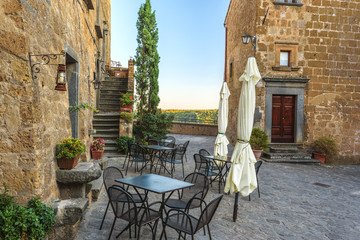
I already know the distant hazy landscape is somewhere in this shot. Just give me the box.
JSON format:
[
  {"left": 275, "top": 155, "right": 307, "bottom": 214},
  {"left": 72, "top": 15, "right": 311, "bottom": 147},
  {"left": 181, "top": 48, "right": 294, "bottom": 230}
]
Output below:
[{"left": 163, "top": 109, "right": 218, "bottom": 125}]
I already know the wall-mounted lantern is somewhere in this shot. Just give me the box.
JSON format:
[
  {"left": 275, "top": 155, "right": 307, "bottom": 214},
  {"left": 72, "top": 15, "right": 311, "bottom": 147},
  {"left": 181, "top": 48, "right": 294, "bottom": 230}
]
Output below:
[
  {"left": 55, "top": 64, "right": 67, "bottom": 91},
  {"left": 92, "top": 72, "right": 101, "bottom": 89},
  {"left": 241, "top": 32, "right": 257, "bottom": 53},
  {"left": 29, "top": 51, "right": 66, "bottom": 91}
]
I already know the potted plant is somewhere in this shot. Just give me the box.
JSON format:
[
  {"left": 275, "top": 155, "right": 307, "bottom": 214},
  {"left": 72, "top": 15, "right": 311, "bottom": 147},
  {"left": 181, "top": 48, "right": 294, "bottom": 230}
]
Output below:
[
  {"left": 91, "top": 138, "right": 105, "bottom": 160},
  {"left": 56, "top": 138, "right": 85, "bottom": 169},
  {"left": 120, "top": 92, "right": 134, "bottom": 112},
  {"left": 249, "top": 128, "right": 268, "bottom": 160},
  {"left": 312, "top": 136, "right": 339, "bottom": 164}
]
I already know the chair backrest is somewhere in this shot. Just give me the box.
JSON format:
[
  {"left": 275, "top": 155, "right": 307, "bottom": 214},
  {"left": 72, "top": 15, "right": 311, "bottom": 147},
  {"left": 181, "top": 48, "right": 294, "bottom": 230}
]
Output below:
[
  {"left": 166, "top": 136, "right": 176, "bottom": 144},
  {"left": 255, "top": 160, "right": 262, "bottom": 175},
  {"left": 108, "top": 186, "right": 137, "bottom": 221},
  {"left": 196, "top": 195, "right": 223, "bottom": 231},
  {"left": 130, "top": 144, "right": 147, "bottom": 159},
  {"left": 199, "top": 149, "right": 211, "bottom": 156},
  {"left": 193, "top": 154, "right": 203, "bottom": 171},
  {"left": 103, "top": 166, "right": 124, "bottom": 191},
  {"left": 183, "top": 172, "right": 209, "bottom": 202},
  {"left": 165, "top": 142, "right": 175, "bottom": 148}
]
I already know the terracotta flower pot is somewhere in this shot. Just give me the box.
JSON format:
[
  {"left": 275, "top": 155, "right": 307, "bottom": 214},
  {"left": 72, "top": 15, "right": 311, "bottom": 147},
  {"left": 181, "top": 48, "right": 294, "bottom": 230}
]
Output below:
[
  {"left": 92, "top": 150, "right": 104, "bottom": 160},
  {"left": 313, "top": 152, "right": 326, "bottom": 164},
  {"left": 57, "top": 156, "right": 79, "bottom": 169},
  {"left": 253, "top": 150, "right": 263, "bottom": 160}
]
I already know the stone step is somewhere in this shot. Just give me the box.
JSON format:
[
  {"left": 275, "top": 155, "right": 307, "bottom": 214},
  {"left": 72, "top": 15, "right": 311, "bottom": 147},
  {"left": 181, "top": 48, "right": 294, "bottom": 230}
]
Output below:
[
  {"left": 93, "top": 118, "right": 120, "bottom": 123},
  {"left": 270, "top": 147, "right": 299, "bottom": 153},
  {"left": 103, "top": 153, "right": 124, "bottom": 158},
  {"left": 86, "top": 172, "right": 103, "bottom": 201},
  {"left": 53, "top": 198, "right": 89, "bottom": 226},
  {"left": 93, "top": 123, "right": 119, "bottom": 129},
  {"left": 99, "top": 100, "right": 121, "bottom": 105},
  {"left": 268, "top": 143, "right": 303, "bottom": 148},
  {"left": 93, "top": 134, "right": 119, "bottom": 140},
  {"left": 261, "top": 157, "right": 321, "bottom": 164},
  {"left": 262, "top": 151, "right": 312, "bottom": 160},
  {"left": 94, "top": 113, "right": 120, "bottom": 118}
]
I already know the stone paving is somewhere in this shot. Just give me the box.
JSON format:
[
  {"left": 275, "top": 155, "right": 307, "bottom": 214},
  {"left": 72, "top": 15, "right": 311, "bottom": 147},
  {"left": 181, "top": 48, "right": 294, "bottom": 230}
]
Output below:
[{"left": 75, "top": 134, "right": 360, "bottom": 240}]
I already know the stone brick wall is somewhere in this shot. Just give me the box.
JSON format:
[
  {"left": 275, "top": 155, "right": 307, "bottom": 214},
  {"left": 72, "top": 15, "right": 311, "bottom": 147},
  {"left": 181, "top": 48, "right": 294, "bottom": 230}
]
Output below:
[
  {"left": 0, "top": 0, "right": 111, "bottom": 203},
  {"left": 169, "top": 122, "right": 218, "bottom": 137},
  {"left": 225, "top": 0, "right": 360, "bottom": 163}
]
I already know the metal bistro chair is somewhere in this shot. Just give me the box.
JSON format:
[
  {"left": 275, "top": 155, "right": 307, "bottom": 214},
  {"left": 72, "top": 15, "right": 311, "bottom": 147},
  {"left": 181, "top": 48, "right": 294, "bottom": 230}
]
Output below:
[
  {"left": 125, "top": 144, "right": 149, "bottom": 175},
  {"left": 193, "top": 154, "right": 218, "bottom": 181},
  {"left": 166, "top": 136, "right": 176, "bottom": 145},
  {"left": 199, "top": 149, "right": 211, "bottom": 157},
  {"left": 158, "top": 147, "right": 179, "bottom": 177},
  {"left": 165, "top": 172, "right": 209, "bottom": 211},
  {"left": 122, "top": 139, "right": 134, "bottom": 170},
  {"left": 249, "top": 160, "right": 263, "bottom": 201},
  {"left": 99, "top": 166, "right": 148, "bottom": 230},
  {"left": 107, "top": 186, "right": 161, "bottom": 240},
  {"left": 161, "top": 195, "right": 224, "bottom": 240},
  {"left": 176, "top": 140, "right": 190, "bottom": 162}
]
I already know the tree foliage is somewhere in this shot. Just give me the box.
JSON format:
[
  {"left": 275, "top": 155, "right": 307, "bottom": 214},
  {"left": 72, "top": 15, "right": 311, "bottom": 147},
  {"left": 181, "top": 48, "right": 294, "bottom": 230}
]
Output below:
[{"left": 134, "top": 0, "right": 160, "bottom": 118}]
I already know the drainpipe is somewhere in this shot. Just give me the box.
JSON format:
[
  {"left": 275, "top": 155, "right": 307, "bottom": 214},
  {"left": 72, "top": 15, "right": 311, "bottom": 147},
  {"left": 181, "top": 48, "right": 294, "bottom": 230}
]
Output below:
[{"left": 224, "top": 24, "right": 227, "bottom": 83}]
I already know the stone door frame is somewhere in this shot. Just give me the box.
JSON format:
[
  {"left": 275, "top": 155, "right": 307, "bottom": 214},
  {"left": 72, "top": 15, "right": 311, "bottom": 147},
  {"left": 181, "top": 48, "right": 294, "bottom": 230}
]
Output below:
[{"left": 263, "top": 77, "right": 309, "bottom": 143}]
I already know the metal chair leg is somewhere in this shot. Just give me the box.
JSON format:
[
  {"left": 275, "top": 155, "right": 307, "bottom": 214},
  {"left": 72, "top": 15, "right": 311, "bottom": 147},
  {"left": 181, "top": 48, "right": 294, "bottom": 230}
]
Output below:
[
  {"left": 107, "top": 217, "right": 117, "bottom": 240},
  {"left": 100, "top": 201, "right": 110, "bottom": 230}
]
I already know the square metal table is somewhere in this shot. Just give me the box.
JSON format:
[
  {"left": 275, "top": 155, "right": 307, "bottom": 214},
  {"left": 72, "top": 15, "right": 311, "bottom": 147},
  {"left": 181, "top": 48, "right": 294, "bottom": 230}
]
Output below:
[
  {"left": 142, "top": 145, "right": 176, "bottom": 175},
  {"left": 115, "top": 174, "right": 194, "bottom": 239}
]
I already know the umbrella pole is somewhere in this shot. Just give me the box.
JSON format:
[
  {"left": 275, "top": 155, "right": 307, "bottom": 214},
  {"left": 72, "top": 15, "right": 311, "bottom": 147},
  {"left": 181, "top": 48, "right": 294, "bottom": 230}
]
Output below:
[{"left": 233, "top": 192, "right": 239, "bottom": 222}]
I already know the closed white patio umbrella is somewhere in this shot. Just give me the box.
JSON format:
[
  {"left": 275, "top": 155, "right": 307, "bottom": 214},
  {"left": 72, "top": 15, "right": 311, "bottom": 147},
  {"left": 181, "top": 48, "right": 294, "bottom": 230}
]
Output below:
[
  {"left": 224, "top": 56, "right": 261, "bottom": 221},
  {"left": 214, "top": 82, "right": 230, "bottom": 161}
]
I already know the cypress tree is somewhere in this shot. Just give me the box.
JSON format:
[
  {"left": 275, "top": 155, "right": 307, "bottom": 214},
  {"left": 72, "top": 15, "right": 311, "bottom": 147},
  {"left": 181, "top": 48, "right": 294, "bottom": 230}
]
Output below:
[{"left": 135, "top": 0, "right": 160, "bottom": 121}]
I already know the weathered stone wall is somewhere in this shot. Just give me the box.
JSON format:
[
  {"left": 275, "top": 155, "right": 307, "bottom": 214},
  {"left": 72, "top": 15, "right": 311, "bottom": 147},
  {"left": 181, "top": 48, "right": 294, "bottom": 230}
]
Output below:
[
  {"left": 225, "top": 0, "right": 360, "bottom": 163},
  {"left": 0, "top": 0, "right": 111, "bottom": 204},
  {"left": 224, "top": 0, "right": 258, "bottom": 144},
  {"left": 169, "top": 122, "right": 218, "bottom": 137}
]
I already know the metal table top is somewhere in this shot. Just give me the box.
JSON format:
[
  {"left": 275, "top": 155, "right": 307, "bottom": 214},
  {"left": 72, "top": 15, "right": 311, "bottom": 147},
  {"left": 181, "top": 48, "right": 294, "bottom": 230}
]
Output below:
[
  {"left": 143, "top": 145, "right": 175, "bottom": 151},
  {"left": 115, "top": 174, "right": 194, "bottom": 194}
]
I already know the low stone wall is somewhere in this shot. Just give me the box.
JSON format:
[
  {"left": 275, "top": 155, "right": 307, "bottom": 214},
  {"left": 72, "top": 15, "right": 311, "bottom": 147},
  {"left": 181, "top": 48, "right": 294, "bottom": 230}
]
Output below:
[{"left": 169, "top": 122, "right": 218, "bottom": 136}]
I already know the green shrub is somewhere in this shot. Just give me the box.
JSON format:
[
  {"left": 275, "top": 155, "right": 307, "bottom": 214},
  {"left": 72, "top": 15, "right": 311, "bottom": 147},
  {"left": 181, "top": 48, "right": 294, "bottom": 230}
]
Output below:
[
  {"left": 249, "top": 128, "right": 268, "bottom": 150},
  {"left": 120, "top": 112, "right": 134, "bottom": 122},
  {"left": 0, "top": 189, "right": 55, "bottom": 240},
  {"left": 116, "top": 136, "right": 135, "bottom": 153},
  {"left": 134, "top": 111, "right": 174, "bottom": 141},
  {"left": 56, "top": 138, "right": 85, "bottom": 159},
  {"left": 312, "top": 136, "right": 339, "bottom": 156}
]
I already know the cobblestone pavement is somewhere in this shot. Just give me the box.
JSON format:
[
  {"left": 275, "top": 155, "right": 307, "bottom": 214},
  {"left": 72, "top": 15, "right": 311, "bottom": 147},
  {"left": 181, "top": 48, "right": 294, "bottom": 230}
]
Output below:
[{"left": 75, "top": 134, "right": 360, "bottom": 240}]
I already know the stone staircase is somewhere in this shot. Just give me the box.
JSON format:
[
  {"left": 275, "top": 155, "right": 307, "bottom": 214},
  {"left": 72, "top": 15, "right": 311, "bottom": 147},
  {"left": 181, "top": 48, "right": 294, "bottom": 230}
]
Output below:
[
  {"left": 262, "top": 143, "right": 320, "bottom": 163},
  {"left": 93, "top": 113, "right": 121, "bottom": 157},
  {"left": 99, "top": 77, "right": 128, "bottom": 112}
]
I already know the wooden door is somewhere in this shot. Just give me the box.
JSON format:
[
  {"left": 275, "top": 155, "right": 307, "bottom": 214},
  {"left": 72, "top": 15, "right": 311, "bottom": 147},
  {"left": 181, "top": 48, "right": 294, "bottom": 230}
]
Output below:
[{"left": 271, "top": 95, "right": 295, "bottom": 143}]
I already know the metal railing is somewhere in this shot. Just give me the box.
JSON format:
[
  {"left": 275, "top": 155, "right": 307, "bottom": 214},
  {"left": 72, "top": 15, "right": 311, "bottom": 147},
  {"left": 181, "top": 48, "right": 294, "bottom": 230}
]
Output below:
[{"left": 172, "top": 117, "right": 218, "bottom": 125}]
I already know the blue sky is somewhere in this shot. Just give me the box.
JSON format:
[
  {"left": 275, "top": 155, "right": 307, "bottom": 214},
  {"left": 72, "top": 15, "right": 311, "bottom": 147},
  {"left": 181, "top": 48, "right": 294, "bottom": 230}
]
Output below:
[{"left": 111, "top": 0, "right": 230, "bottom": 109}]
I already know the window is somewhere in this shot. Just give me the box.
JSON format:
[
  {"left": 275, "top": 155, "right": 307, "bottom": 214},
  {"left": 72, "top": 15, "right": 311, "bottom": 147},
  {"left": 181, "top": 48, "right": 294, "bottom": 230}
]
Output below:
[
  {"left": 273, "top": 0, "right": 302, "bottom": 6},
  {"left": 229, "top": 62, "right": 233, "bottom": 80},
  {"left": 273, "top": 42, "right": 300, "bottom": 72},
  {"left": 280, "top": 51, "right": 290, "bottom": 66}
]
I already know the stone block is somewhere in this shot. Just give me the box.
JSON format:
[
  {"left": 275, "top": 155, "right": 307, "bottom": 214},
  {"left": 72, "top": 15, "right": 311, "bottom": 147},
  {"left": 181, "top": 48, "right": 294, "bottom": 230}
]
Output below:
[
  {"left": 56, "top": 162, "right": 101, "bottom": 184},
  {"left": 53, "top": 198, "right": 89, "bottom": 226}
]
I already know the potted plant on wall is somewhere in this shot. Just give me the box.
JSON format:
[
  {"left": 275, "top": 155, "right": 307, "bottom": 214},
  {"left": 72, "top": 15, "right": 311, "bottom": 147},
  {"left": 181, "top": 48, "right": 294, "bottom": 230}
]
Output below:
[
  {"left": 56, "top": 138, "right": 85, "bottom": 169},
  {"left": 120, "top": 112, "right": 134, "bottom": 123},
  {"left": 249, "top": 128, "right": 268, "bottom": 160},
  {"left": 91, "top": 138, "right": 105, "bottom": 160},
  {"left": 312, "top": 136, "right": 339, "bottom": 164},
  {"left": 120, "top": 92, "right": 134, "bottom": 112}
]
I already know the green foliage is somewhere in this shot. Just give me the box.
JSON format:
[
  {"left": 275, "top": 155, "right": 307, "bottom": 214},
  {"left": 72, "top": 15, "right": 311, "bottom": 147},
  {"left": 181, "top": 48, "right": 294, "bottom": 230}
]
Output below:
[
  {"left": 115, "top": 136, "right": 135, "bottom": 154},
  {"left": 135, "top": 0, "right": 160, "bottom": 118},
  {"left": 120, "top": 93, "right": 134, "bottom": 107},
  {"left": 120, "top": 112, "right": 134, "bottom": 122},
  {"left": 69, "top": 103, "right": 99, "bottom": 114},
  {"left": 56, "top": 138, "right": 85, "bottom": 159},
  {"left": 163, "top": 109, "right": 218, "bottom": 125},
  {"left": 312, "top": 136, "right": 339, "bottom": 156},
  {"left": 0, "top": 189, "right": 55, "bottom": 240},
  {"left": 249, "top": 128, "right": 268, "bottom": 150},
  {"left": 134, "top": 111, "right": 174, "bottom": 141}
]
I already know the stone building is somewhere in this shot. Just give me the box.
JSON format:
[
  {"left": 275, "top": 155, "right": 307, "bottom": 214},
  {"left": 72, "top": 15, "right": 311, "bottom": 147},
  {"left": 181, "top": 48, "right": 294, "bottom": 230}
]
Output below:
[
  {"left": 0, "top": 0, "right": 111, "bottom": 204},
  {"left": 224, "top": 0, "right": 359, "bottom": 163}
]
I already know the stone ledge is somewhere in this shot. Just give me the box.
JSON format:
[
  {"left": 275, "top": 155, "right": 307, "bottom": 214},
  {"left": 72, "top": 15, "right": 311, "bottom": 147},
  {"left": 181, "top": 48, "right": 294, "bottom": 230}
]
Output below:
[
  {"left": 56, "top": 162, "right": 101, "bottom": 184},
  {"left": 53, "top": 198, "right": 89, "bottom": 226},
  {"left": 86, "top": 171, "right": 104, "bottom": 201}
]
